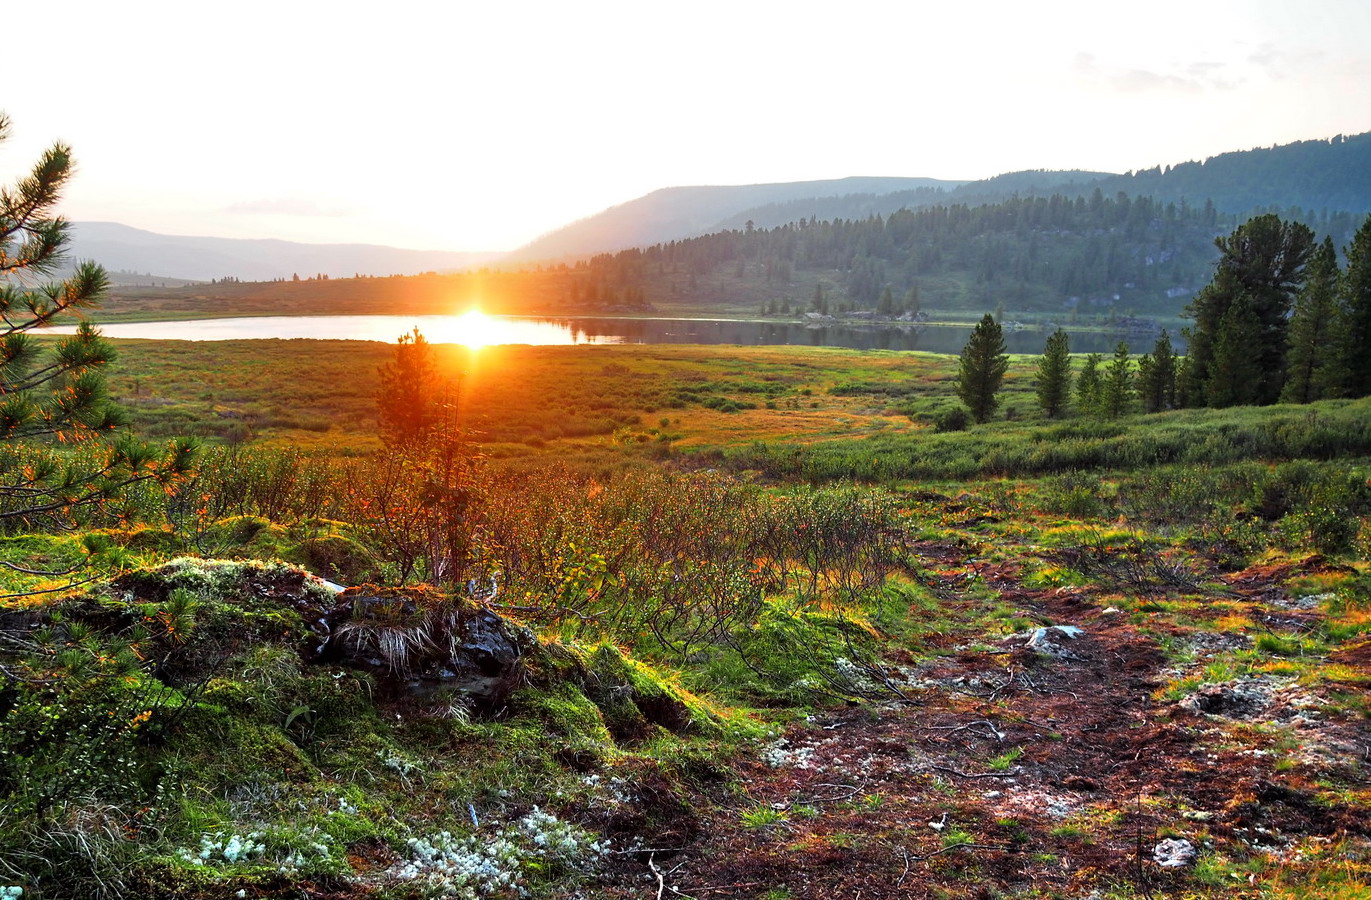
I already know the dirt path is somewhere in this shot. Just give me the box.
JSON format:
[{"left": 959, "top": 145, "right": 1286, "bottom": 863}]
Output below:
[{"left": 600, "top": 544, "right": 1371, "bottom": 899}]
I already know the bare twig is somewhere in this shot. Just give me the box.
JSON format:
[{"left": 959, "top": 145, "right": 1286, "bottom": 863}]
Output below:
[
  {"left": 924, "top": 720, "right": 1004, "bottom": 741},
  {"left": 649, "top": 852, "right": 664, "bottom": 900},
  {"left": 906, "top": 842, "right": 1009, "bottom": 862},
  {"left": 932, "top": 765, "right": 1020, "bottom": 779}
]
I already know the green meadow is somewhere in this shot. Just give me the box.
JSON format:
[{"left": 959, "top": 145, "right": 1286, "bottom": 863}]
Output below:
[{"left": 4, "top": 334, "right": 1371, "bottom": 899}]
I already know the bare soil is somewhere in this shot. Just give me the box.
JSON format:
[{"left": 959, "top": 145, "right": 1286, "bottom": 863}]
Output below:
[{"left": 593, "top": 545, "right": 1371, "bottom": 899}]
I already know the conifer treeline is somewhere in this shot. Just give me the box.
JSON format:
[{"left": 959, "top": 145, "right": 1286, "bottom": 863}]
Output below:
[
  {"left": 552, "top": 192, "right": 1361, "bottom": 315},
  {"left": 1026, "top": 212, "right": 1371, "bottom": 419}
]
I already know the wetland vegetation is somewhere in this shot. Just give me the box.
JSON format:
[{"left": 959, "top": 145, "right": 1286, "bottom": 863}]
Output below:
[{"left": 5, "top": 114, "right": 1371, "bottom": 900}]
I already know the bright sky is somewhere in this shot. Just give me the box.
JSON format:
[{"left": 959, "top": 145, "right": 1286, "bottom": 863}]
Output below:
[{"left": 5, "top": 0, "right": 1369, "bottom": 252}]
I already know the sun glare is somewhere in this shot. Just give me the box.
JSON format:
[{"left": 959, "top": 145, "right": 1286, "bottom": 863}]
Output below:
[{"left": 451, "top": 309, "right": 496, "bottom": 349}]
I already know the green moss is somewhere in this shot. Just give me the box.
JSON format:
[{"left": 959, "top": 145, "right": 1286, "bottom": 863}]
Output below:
[
  {"left": 282, "top": 532, "right": 378, "bottom": 583},
  {"left": 685, "top": 597, "right": 880, "bottom": 706},
  {"left": 581, "top": 643, "right": 725, "bottom": 743},
  {"left": 516, "top": 682, "right": 614, "bottom": 747},
  {"left": 175, "top": 702, "right": 319, "bottom": 788}
]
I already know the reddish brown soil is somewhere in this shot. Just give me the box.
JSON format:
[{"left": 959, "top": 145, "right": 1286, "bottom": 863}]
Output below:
[{"left": 593, "top": 545, "right": 1371, "bottom": 899}]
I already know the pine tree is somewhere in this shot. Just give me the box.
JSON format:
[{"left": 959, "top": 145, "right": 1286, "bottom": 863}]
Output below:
[
  {"left": 1183, "top": 214, "right": 1314, "bottom": 406},
  {"left": 1341, "top": 214, "right": 1371, "bottom": 398},
  {"left": 906, "top": 285, "right": 921, "bottom": 317},
  {"left": 0, "top": 112, "right": 194, "bottom": 526},
  {"left": 878, "top": 286, "right": 894, "bottom": 315},
  {"left": 377, "top": 328, "right": 450, "bottom": 447},
  {"left": 812, "top": 282, "right": 828, "bottom": 315},
  {"left": 1137, "top": 331, "right": 1178, "bottom": 413},
  {"left": 1206, "top": 294, "right": 1264, "bottom": 408},
  {"left": 957, "top": 314, "right": 1008, "bottom": 423},
  {"left": 1076, "top": 353, "right": 1103, "bottom": 417},
  {"left": 1035, "top": 329, "right": 1072, "bottom": 418},
  {"left": 1281, "top": 236, "right": 1343, "bottom": 403},
  {"left": 1101, "top": 342, "right": 1134, "bottom": 418}
]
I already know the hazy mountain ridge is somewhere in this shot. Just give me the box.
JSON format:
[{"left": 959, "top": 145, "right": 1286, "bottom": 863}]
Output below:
[
  {"left": 510, "top": 176, "right": 966, "bottom": 262},
  {"left": 708, "top": 170, "right": 1117, "bottom": 232},
  {"left": 511, "top": 133, "right": 1371, "bottom": 269},
  {"left": 67, "top": 222, "right": 501, "bottom": 282},
  {"left": 1094, "top": 132, "right": 1371, "bottom": 215}
]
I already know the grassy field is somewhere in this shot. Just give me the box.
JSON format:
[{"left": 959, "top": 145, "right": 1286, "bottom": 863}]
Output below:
[
  {"left": 104, "top": 338, "right": 1052, "bottom": 451},
  {"left": 3, "top": 335, "right": 1371, "bottom": 899}
]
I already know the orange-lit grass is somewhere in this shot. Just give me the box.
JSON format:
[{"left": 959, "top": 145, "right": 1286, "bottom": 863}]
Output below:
[{"left": 101, "top": 339, "right": 1022, "bottom": 453}]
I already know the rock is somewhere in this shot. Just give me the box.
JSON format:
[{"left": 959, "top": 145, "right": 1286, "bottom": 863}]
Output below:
[
  {"left": 1153, "top": 837, "right": 1196, "bottom": 868},
  {"left": 1004, "top": 624, "right": 1086, "bottom": 659},
  {"left": 1100, "top": 607, "right": 1121, "bottom": 616},
  {"left": 310, "top": 585, "right": 531, "bottom": 712},
  {"left": 1180, "top": 679, "right": 1274, "bottom": 719}
]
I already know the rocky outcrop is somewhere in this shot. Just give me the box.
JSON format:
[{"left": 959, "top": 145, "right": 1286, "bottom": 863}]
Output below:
[{"left": 305, "top": 585, "right": 534, "bottom": 712}]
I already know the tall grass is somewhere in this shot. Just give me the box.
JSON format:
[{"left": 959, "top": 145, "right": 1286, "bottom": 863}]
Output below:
[{"left": 712, "top": 398, "right": 1371, "bottom": 483}]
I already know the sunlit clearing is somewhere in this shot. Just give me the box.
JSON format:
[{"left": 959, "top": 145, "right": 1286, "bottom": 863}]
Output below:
[{"left": 451, "top": 309, "right": 497, "bottom": 349}]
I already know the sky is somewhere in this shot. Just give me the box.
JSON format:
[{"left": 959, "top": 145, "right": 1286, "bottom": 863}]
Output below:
[{"left": 5, "top": 0, "right": 1370, "bottom": 252}]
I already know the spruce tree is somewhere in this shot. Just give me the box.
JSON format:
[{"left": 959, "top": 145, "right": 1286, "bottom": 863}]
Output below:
[
  {"left": 1206, "top": 293, "right": 1264, "bottom": 408},
  {"left": 1035, "top": 329, "right": 1072, "bottom": 418},
  {"left": 906, "top": 285, "right": 921, "bottom": 317},
  {"left": 1341, "top": 214, "right": 1371, "bottom": 398},
  {"left": 1281, "top": 236, "right": 1343, "bottom": 403},
  {"left": 1101, "top": 341, "right": 1134, "bottom": 418},
  {"left": 1137, "top": 331, "right": 1178, "bottom": 413},
  {"left": 377, "top": 328, "right": 448, "bottom": 447},
  {"left": 1076, "top": 353, "right": 1103, "bottom": 417},
  {"left": 956, "top": 313, "right": 1008, "bottom": 423},
  {"left": 1183, "top": 214, "right": 1314, "bottom": 406},
  {"left": 878, "top": 286, "right": 894, "bottom": 315}
]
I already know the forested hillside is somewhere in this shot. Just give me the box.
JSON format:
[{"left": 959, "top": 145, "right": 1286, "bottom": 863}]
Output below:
[
  {"left": 557, "top": 192, "right": 1358, "bottom": 316},
  {"left": 708, "top": 170, "right": 1114, "bottom": 232},
  {"left": 110, "top": 191, "right": 1362, "bottom": 321},
  {"left": 513, "top": 133, "right": 1370, "bottom": 273},
  {"left": 511, "top": 176, "right": 963, "bottom": 261},
  {"left": 1098, "top": 132, "right": 1371, "bottom": 217}
]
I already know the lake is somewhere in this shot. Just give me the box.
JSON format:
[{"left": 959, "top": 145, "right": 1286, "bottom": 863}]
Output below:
[{"left": 47, "top": 315, "right": 1174, "bottom": 354}]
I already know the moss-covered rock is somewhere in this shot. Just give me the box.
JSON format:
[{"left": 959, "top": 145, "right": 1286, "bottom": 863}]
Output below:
[
  {"left": 577, "top": 643, "right": 724, "bottom": 744},
  {"left": 315, "top": 584, "right": 534, "bottom": 713},
  {"left": 283, "top": 532, "right": 378, "bottom": 584}
]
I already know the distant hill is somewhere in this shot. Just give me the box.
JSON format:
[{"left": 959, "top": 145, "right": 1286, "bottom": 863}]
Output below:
[
  {"left": 709, "top": 170, "right": 1115, "bottom": 232},
  {"left": 510, "top": 177, "right": 966, "bottom": 262},
  {"left": 104, "top": 269, "right": 206, "bottom": 288},
  {"left": 512, "top": 132, "right": 1371, "bottom": 269},
  {"left": 1094, "top": 132, "right": 1371, "bottom": 216},
  {"left": 67, "top": 222, "right": 501, "bottom": 282}
]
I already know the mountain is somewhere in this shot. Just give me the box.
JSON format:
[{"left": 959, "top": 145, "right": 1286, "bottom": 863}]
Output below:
[
  {"left": 512, "top": 132, "right": 1371, "bottom": 270},
  {"left": 1094, "top": 132, "right": 1371, "bottom": 216},
  {"left": 511, "top": 177, "right": 966, "bottom": 262},
  {"left": 709, "top": 170, "right": 1115, "bottom": 232},
  {"left": 67, "top": 222, "right": 501, "bottom": 282}
]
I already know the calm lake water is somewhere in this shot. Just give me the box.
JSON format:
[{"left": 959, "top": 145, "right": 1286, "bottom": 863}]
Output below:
[{"left": 49, "top": 315, "right": 1172, "bottom": 354}]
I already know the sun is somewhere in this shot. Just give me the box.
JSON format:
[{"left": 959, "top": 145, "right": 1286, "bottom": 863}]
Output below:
[{"left": 450, "top": 308, "right": 497, "bottom": 349}]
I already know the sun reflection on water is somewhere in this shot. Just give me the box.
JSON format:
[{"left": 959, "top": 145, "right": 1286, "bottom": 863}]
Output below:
[{"left": 449, "top": 309, "right": 497, "bottom": 349}]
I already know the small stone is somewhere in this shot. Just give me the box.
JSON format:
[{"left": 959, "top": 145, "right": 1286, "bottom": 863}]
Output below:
[
  {"left": 1101, "top": 607, "right": 1121, "bottom": 616},
  {"left": 1153, "top": 838, "right": 1196, "bottom": 868},
  {"left": 1024, "top": 625, "right": 1086, "bottom": 659}
]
